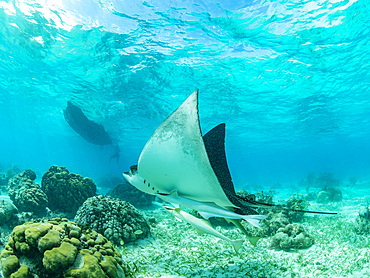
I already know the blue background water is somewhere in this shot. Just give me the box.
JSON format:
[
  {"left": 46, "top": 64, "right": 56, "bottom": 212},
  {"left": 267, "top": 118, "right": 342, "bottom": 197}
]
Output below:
[{"left": 0, "top": 0, "right": 369, "bottom": 189}]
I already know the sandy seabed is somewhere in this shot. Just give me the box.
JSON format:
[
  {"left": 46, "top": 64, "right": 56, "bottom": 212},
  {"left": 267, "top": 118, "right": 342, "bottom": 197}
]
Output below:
[
  {"left": 1, "top": 185, "right": 370, "bottom": 278},
  {"left": 122, "top": 185, "right": 370, "bottom": 278}
]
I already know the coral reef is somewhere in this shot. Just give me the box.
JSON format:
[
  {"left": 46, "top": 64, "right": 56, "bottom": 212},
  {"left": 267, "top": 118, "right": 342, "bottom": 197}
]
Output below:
[
  {"left": 0, "top": 165, "right": 21, "bottom": 191},
  {"left": 300, "top": 172, "right": 341, "bottom": 193},
  {"left": 75, "top": 195, "right": 150, "bottom": 244},
  {"left": 7, "top": 170, "right": 48, "bottom": 215},
  {"left": 0, "top": 174, "right": 8, "bottom": 194},
  {"left": 315, "top": 172, "right": 340, "bottom": 190},
  {"left": 300, "top": 172, "right": 343, "bottom": 203},
  {"left": 354, "top": 206, "right": 370, "bottom": 234},
  {"left": 283, "top": 194, "right": 310, "bottom": 222},
  {"left": 0, "top": 197, "right": 18, "bottom": 225},
  {"left": 0, "top": 166, "right": 21, "bottom": 194},
  {"left": 237, "top": 189, "right": 278, "bottom": 216},
  {"left": 316, "top": 187, "right": 342, "bottom": 203},
  {"left": 270, "top": 223, "right": 314, "bottom": 251},
  {"left": 263, "top": 212, "right": 291, "bottom": 236},
  {"left": 41, "top": 166, "right": 96, "bottom": 215},
  {"left": 242, "top": 212, "right": 290, "bottom": 238},
  {"left": 107, "top": 180, "right": 155, "bottom": 208},
  {"left": 96, "top": 176, "right": 123, "bottom": 195},
  {"left": 0, "top": 218, "right": 129, "bottom": 278}
]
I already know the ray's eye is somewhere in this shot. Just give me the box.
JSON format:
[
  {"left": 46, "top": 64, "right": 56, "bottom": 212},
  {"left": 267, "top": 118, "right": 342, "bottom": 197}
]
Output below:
[
  {"left": 148, "top": 183, "right": 150, "bottom": 187},
  {"left": 144, "top": 180, "right": 146, "bottom": 184}
]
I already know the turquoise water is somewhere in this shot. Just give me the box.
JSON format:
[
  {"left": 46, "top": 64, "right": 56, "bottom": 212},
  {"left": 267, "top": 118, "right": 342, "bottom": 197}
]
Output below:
[{"left": 0, "top": 0, "right": 369, "bottom": 187}]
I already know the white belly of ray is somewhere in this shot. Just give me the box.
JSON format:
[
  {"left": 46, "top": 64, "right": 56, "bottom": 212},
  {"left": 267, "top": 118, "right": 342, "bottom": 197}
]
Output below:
[{"left": 138, "top": 90, "right": 236, "bottom": 209}]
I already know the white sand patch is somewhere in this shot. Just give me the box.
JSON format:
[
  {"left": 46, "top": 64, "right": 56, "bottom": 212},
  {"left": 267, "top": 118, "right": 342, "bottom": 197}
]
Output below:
[{"left": 121, "top": 195, "right": 370, "bottom": 278}]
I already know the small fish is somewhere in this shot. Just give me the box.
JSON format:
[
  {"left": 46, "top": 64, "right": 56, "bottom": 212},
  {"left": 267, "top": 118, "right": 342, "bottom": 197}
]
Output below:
[
  {"left": 163, "top": 206, "right": 244, "bottom": 252},
  {"left": 157, "top": 190, "right": 266, "bottom": 228},
  {"left": 134, "top": 230, "right": 143, "bottom": 235}
]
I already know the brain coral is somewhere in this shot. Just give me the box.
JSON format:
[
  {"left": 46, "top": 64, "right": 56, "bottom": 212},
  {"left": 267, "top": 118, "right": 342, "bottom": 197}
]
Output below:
[
  {"left": 0, "top": 218, "right": 129, "bottom": 278},
  {"left": 107, "top": 180, "right": 155, "bottom": 208},
  {"left": 41, "top": 166, "right": 96, "bottom": 215},
  {"left": 8, "top": 170, "right": 48, "bottom": 214},
  {"left": 75, "top": 195, "right": 150, "bottom": 244}
]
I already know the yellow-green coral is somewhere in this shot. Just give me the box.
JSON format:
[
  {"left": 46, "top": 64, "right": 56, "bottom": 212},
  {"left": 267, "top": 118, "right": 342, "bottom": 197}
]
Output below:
[
  {"left": 25, "top": 223, "right": 52, "bottom": 246},
  {"left": 43, "top": 242, "right": 78, "bottom": 272},
  {"left": 0, "top": 218, "right": 129, "bottom": 278},
  {"left": 1, "top": 255, "right": 19, "bottom": 277},
  {"left": 38, "top": 229, "right": 61, "bottom": 252},
  {"left": 9, "top": 264, "right": 32, "bottom": 278},
  {"left": 65, "top": 249, "right": 106, "bottom": 277}
]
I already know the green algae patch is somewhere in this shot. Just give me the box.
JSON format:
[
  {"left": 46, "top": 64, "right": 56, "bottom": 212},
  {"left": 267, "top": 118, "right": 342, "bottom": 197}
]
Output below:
[{"left": 43, "top": 242, "right": 78, "bottom": 272}]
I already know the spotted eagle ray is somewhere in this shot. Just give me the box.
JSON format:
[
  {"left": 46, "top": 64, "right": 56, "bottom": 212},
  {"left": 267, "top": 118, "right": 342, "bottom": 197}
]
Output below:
[
  {"left": 123, "top": 90, "right": 255, "bottom": 211},
  {"left": 123, "top": 90, "right": 336, "bottom": 226}
]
